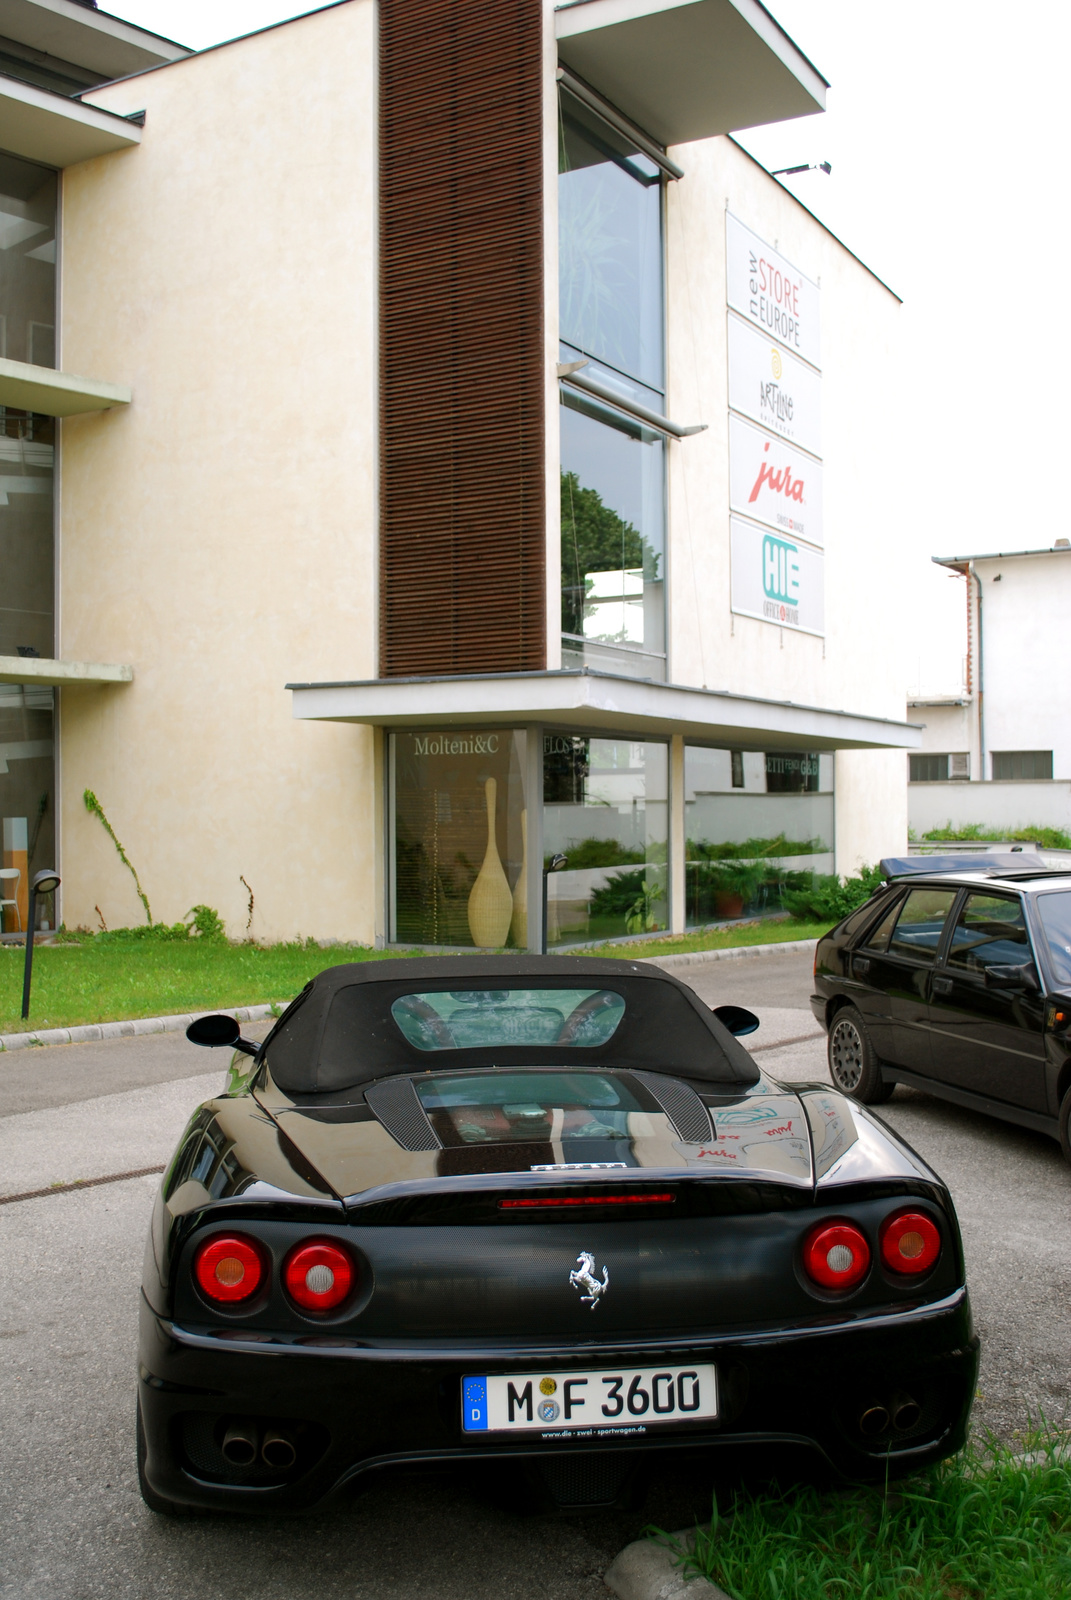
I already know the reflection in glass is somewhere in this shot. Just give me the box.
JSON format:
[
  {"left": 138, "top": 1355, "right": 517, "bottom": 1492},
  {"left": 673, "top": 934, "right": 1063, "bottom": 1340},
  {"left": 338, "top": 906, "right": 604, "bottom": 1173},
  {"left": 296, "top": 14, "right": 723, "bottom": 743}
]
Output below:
[
  {"left": 416, "top": 1071, "right": 641, "bottom": 1149},
  {"left": 390, "top": 730, "right": 527, "bottom": 948},
  {"left": 684, "top": 746, "right": 834, "bottom": 928},
  {"left": 543, "top": 734, "right": 668, "bottom": 947},
  {"left": 558, "top": 90, "right": 663, "bottom": 391},
  {"left": 560, "top": 390, "right": 665, "bottom": 680}
]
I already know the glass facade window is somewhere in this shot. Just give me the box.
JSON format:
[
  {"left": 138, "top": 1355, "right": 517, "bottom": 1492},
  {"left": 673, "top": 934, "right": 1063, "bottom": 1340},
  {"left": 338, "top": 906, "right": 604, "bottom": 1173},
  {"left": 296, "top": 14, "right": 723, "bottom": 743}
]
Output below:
[
  {"left": 0, "top": 152, "right": 57, "bottom": 933},
  {"left": 684, "top": 746, "right": 834, "bottom": 928},
  {"left": 558, "top": 91, "right": 663, "bottom": 390},
  {"left": 390, "top": 730, "right": 528, "bottom": 949},
  {"left": 543, "top": 733, "right": 668, "bottom": 946},
  {"left": 560, "top": 390, "right": 665, "bottom": 680},
  {"left": 558, "top": 88, "right": 666, "bottom": 682}
]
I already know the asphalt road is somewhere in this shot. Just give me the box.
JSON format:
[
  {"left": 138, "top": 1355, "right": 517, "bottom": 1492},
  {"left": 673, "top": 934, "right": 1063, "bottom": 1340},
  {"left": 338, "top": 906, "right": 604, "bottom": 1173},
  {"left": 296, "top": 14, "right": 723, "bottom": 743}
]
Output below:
[{"left": 1, "top": 948, "right": 1069, "bottom": 1599}]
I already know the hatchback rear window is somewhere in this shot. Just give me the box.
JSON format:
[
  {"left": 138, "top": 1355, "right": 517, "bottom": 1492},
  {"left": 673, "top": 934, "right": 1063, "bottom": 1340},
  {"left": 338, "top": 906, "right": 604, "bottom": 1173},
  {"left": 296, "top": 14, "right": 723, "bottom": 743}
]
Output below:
[
  {"left": 390, "top": 989, "right": 626, "bottom": 1051},
  {"left": 1035, "top": 891, "right": 1071, "bottom": 987}
]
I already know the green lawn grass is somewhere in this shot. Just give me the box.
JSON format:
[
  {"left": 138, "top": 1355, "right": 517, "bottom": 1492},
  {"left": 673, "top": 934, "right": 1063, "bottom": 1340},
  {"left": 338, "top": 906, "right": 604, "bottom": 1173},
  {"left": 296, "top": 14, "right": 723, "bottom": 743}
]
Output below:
[
  {"left": 659, "top": 1431, "right": 1071, "bottom": 1600},
  {"left": 0, "top": 917, "right": 829, "bottom": 1035}
]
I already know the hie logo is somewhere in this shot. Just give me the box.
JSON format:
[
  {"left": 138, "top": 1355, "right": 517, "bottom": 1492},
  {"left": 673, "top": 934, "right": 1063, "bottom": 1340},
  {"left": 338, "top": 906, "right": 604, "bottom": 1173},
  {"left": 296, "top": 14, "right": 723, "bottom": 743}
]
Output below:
[
  {"left": 763, "top": 535, "right": 800, "bottom": 607},
  {"left": 750, "top": 440, "right": 805, "bottom": 506}
]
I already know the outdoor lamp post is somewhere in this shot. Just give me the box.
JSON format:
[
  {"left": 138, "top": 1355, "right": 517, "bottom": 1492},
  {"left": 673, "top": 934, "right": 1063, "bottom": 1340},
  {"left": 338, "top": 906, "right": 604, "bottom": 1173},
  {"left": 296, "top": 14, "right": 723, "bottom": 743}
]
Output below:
[
  {"left": 22, "top": 869, "right": 60, "bottom": 1020},
  {"left": 541, "top": 854, "right": 568, "bottom": 956}
]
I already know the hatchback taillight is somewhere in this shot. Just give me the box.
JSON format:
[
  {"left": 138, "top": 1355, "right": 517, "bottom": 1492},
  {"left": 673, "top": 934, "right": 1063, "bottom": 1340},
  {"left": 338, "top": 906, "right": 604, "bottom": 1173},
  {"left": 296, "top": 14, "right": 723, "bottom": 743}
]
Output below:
[
  {"left": 880, "top": 1210, "right": 941, "bottom": 1275},
  {"left": 802, "top": 1220, "right": 870, "bottom": 1290},
  {"left": 283, "top": 1240, "right": 355, "bottom": 1312},
  {"left": 193, "top": 1234, "right": 265, "bottom": 1304}
]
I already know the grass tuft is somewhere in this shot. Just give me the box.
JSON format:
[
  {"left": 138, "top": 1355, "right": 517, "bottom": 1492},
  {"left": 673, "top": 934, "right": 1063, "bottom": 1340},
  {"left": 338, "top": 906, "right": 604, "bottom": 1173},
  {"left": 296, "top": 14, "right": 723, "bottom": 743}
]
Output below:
[{"left": 653, "top": 1429, "right": 1071, "bottom": 1600}]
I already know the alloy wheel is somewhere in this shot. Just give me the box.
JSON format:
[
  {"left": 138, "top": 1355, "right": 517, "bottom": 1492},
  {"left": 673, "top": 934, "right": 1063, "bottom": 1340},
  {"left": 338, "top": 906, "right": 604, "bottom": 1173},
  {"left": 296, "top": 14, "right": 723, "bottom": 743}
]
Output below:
[{"left": 830, "top": 1017, "right": 864, "bottom": 1091}]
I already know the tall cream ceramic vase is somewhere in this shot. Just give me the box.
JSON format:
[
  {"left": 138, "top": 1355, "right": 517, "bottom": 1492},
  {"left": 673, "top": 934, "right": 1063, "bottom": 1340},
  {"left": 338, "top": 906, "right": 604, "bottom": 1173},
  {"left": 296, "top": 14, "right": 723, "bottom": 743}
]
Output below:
[
  {"left": 510, "top": 808, "right": 528, "bottom": 947},
  {"left": 467, "top": 777, "right": 513, "bottom": 948}
]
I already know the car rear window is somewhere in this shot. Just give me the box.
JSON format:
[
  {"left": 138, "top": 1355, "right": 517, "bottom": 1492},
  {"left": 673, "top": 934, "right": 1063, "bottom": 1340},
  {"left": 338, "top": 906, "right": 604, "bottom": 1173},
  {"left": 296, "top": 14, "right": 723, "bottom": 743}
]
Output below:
[
  {"left": 415, "top": 1070, "right": 642, "bottom": 1148},
  {"left": 1035, "top": 891, "right": 1071, "bottom": 986},
  {"left": 390, "top": 989, "right": 626, "bottom": 1051}
]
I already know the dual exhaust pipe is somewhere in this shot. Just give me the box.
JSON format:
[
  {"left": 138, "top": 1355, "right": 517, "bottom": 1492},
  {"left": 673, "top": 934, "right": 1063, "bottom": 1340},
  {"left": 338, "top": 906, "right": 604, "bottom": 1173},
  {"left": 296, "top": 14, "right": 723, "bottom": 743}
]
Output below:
[
  {"left": 859, "top": 1391, "right": 922, "bottom": 1438},
  {"left": 221, "top": 1422, "right": 297, "bottom": 1470}
]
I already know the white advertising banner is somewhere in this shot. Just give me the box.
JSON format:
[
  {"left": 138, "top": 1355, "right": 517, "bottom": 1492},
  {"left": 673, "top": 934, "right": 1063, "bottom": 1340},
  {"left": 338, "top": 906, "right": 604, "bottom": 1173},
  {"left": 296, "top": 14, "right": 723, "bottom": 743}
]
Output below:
[
  {"left": 726, "top": 213, "right": 820, "bottom": 369},
  {"left": 730, "top": 516, "right": 824, "bottom": 637},
  {"left": 728, "top": 413, "right": 823, "bottom": 547},
  {"left": 727, "top": 314, "right": 821, "bottom": 457}
]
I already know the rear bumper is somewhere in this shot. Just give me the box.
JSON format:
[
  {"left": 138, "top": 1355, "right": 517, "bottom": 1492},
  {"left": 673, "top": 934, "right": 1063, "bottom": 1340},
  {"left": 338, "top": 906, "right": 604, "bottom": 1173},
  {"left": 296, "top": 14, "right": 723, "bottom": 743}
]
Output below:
[
  {"left": 138, "top": 1287, "right": 979, "bottom": 1513},
  {"left": 810, "top": 993, "right": 828, "bottom": 1027}
]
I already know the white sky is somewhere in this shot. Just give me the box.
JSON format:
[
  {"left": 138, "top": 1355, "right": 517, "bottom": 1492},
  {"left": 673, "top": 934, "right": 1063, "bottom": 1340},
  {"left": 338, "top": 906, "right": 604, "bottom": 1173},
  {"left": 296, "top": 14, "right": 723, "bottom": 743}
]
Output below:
[{"left": 107, "top": 1, "right": 1065, "bottom": 698}]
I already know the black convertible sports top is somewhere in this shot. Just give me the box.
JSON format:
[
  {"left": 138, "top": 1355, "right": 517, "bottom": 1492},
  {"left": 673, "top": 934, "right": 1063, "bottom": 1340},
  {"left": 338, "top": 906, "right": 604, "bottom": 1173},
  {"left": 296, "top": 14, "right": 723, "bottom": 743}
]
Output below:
[{"left": 260, "top": 955, "right": 760, "bottom": 1094}]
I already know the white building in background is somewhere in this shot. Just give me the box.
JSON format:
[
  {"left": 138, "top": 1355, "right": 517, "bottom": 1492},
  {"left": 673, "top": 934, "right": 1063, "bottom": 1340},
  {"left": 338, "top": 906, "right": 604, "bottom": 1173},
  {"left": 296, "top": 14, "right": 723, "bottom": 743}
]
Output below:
[
  {"left": 908, "top": 542, "right": 1071, "bottom": 837},
  {"left": 0, "top": 0, "right": 919, "bottom": 947}
]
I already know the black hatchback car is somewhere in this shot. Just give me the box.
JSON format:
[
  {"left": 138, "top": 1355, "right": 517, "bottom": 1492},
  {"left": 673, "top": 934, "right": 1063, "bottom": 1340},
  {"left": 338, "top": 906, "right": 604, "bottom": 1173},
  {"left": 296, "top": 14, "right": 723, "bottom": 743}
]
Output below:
[{"left": 811, "top": 855, "right": 1071, "bottom": 1159}]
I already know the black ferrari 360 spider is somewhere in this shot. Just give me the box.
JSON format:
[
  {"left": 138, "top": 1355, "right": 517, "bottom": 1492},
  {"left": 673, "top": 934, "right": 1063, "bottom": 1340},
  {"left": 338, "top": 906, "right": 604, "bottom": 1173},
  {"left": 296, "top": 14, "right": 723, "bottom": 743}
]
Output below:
[{"left": 137, "top": 955, "right": 977, "bottom": 1515}]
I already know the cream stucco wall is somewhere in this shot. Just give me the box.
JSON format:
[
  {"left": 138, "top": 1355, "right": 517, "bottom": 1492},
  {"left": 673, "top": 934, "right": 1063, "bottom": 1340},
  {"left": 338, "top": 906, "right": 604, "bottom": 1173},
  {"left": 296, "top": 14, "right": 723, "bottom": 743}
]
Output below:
[
  {"left": 57, "top": 2, "right": 377, "bottom": 940},
  {"left": 663, "top": 136, "right": 908, "bottom": 872}
]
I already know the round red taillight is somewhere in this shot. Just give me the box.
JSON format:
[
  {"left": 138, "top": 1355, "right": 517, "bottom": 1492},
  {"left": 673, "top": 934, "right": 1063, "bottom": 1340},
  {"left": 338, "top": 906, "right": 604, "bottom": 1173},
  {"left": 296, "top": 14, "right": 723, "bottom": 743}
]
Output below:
[
  {"left": 880, "top": 1210, "right": 941, "bottom": 1275},
  {"left": 283, "top": 1240, "right": 355, "bottom": 1312},
  {"left": 193, "top": 1234, "right": 265, "bottom": 1304},
  {"left": 802, "top": 1220, "right": 871, "bottom": 1290}
]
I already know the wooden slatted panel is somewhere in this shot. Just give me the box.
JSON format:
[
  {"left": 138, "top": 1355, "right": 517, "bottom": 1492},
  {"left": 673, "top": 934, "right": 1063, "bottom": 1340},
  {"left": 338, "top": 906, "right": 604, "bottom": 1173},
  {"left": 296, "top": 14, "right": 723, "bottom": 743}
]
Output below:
[{"left": 379, "top": 0, "right": 546, "bottom": 678}]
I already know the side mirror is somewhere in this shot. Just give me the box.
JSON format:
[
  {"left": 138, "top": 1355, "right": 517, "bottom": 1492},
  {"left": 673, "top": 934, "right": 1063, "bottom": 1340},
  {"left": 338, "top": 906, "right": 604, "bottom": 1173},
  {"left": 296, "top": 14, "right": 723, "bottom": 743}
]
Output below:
[
  {"left": 713, "top": 1004, "right": 760, "bottom": 1037},
  {"left": 985, "top": 963, "right": 1040, "bottom": 993},
  {"left": 186, "top": 1014, "right": 258, "bottom": 1056}
]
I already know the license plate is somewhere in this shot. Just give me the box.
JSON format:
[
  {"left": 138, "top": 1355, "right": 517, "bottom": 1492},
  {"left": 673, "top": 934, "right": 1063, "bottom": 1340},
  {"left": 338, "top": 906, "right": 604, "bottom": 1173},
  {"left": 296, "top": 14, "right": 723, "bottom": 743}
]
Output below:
[{"left": 462, "top": 1363, "right": 718, "bottom": 1435}]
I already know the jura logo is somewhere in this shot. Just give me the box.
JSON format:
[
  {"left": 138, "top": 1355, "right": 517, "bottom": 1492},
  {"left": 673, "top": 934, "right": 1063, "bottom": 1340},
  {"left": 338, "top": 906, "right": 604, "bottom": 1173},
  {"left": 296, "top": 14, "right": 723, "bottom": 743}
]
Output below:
[{"left": 750, "top": 440, "right": 806, "bottom": 506}]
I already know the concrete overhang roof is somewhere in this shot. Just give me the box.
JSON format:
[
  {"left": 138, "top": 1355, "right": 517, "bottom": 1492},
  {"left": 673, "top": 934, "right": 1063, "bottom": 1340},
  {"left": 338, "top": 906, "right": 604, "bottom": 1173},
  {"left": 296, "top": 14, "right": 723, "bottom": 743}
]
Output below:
[
  {"left": 0, "top": 357, "right": 130, "bottom": 414},
  {"left": 287, "top": 668, "right": 920, "bottom": 752},
  {"left": 0, "top": 72, "right": 141, "bottom": 164},
  {"left": 934, "top": 547, "right": 1071, "bottom": 572},
  {"left": 0, "top": 0, "right": 187, "bottom": 81},
  {"left": 0, "top": 655, "right": 132, "bottom": 685},
  {"left": 555, "top": 0, "right": 827, "bottom": 147}
]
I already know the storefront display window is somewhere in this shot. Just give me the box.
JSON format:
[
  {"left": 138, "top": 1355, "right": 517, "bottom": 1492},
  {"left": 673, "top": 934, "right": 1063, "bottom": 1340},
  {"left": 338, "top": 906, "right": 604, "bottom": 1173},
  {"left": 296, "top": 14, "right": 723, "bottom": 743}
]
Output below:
[
  {"left": 390, "top": 730, "right": 528, "bottom": 948},
  {"left": 684, "top": 746, "right": 834, "bottom": 927},
  {"left": 0, "top": 684, "right": 55, "bottom": 932},
  {"left": 543, "top": 734, "right": 668, "bottom": 946}
]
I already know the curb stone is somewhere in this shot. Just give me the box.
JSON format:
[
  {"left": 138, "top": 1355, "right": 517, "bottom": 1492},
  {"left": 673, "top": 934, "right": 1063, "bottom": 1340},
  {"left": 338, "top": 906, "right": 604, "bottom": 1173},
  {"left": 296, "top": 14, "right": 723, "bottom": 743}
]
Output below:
[
  {"left": 0, "top": 938, "right": 819, "bottom": 1052},
  {"left": 642, "top": 937, "right": 818, "bottom": 971},
  {"left": 0, "top": 1002, "right": 279, "bottom": 1053},
  {"left": 604, "top": 1531, "right": 730, "bottom": 1600}
]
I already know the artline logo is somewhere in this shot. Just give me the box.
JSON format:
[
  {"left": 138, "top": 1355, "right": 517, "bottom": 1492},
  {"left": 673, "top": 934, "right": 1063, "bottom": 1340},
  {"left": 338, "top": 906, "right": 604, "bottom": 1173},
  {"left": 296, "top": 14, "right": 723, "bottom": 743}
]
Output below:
[
  {"left": 763, "top": 534, "right": 800, "bottom": 625},
  {"left": 749, "top": 440, "right": 805, "bottom": 506}
]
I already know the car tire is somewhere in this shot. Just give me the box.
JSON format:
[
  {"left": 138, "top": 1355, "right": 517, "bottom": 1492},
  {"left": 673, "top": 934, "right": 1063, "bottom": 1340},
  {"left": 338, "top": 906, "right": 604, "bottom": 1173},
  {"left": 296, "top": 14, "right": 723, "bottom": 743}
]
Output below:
[
  {"left": 828, "top": 1007, "right": 893, "bottom": 1104},
  {"left": 136, "top": 1401, "right": 196, "bottom": 1518},
  {"left": 1059, "top": 1089, "right": 1071, "bottom": 1165}
]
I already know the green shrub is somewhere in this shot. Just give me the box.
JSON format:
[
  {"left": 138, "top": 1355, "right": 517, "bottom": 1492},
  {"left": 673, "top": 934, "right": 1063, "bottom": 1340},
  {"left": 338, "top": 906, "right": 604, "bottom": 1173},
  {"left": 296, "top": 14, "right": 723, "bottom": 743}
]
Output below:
[
  {"left": 923, "top": 823, "right": 1071, "bottom": 850},
  {"left": 782, "top": 863, "right": 883, "bottom": 924},
  {"left": 688, "top": 834, "right": 827, "bottom": 861},
  {"left": 59, "top": 905, "right": 226, "bottom": 944}
]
